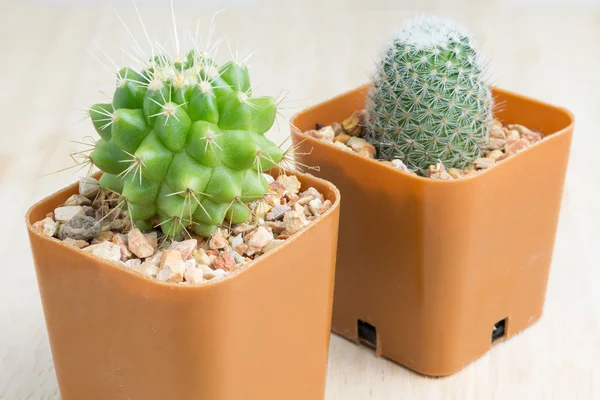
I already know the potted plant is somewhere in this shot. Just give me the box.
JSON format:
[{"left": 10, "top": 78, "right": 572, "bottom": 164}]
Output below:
[
  {"left": 26, "top": 14, "right": 340, "bottom": 400},
  {"left": 291, "top": 16, "right": 574, "bottom": 376}
]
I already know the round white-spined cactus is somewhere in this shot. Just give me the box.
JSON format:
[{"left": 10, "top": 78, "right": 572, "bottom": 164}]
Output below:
[{"left": 365, "top": 16, "right": 493, "bottom": 173}]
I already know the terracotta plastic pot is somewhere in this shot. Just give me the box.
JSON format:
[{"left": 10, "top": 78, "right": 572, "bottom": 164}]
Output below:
[
  {"left": 290, "top": 83, "right": 574, "bottom": 376},
  {"left": 26, "top": 169, "right": 340, "bottom": 400}
]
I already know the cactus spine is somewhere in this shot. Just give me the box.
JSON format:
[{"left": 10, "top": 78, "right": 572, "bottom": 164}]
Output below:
[
  {"left": 88, "top": 49, "right": 284, "bottom": 238},
  {"left": 364, "top": 16, "right": 493, "bottom": 173}
]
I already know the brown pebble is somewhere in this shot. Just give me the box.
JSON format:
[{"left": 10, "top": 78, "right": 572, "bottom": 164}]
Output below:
[
  {"left": 209, "top": 236, "right": 228, "bottom": 250},
  {"left": 506, "top": 129, "right": 520, "bottom": 142},
  {"left": 489, "top": 126, "right": 506, "bottom": 139},
  {"left": 213, "top": 252, "right": 236, "bottom": 271},
  {"left": 334, "top": 132, "right": 351, "bottom": 144},
  {"left": 487, "top": 150, "right": 505, "bottom": 162},
  {"left": 234, "top": 243, "right": 248, "bottom": 255},
  {"left": 426, "top": 163, "right": 453, "bottom": 180},
  {"left": 342, "top": 110, "right": 365, "bottom": 136},
  {"left": 448, "top": 168, "right": 464, "bottom": 179},
  {"left": 487, "top": 138, "right": 506, "bottom": 151},
  {"left": 505, "top": 138, "right": 530, "bottom": 155},
  {"left": 473, "top": 157, "right": 496, "bottom": 170},
  {"left": 330, "top": 122, "right": 344, "bottom": 135}
]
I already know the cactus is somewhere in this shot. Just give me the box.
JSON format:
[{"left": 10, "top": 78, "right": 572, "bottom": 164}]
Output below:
[
  {"left": 364, "top": 16, "right": 493, "bottom": 173},
  {"left": 88, "top": 50, "right": 284, "bottom": 237}
]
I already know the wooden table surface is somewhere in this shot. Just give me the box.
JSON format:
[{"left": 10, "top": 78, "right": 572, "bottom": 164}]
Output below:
[{"left": 1, "top": 0, "right": 599, "bottom": 399}]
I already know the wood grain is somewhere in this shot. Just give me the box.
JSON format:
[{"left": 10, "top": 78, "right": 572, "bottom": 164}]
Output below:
[{"left": 1, "top": 1, "right": 598, "bottom": 399}]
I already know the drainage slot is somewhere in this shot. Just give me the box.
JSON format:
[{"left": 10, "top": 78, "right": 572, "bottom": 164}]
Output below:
[
  {"left": 357, "top": 320, "right": 377, "bottom": 348},
  {"left": 492, "top": 318, "right": 507, "bottom": 343}
]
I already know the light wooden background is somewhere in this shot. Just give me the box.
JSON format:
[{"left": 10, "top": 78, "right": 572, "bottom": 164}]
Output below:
[{"left": 1, "top": 0, "right": 599, "bottom": 399}]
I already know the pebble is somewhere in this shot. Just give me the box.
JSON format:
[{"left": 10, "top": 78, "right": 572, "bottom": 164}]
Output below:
[
  {"left": 334, "top": 132, "right": 351, "bottom": 144},
  {"left": 62, "top": 237, "right": 90, "bottom": 248},
  {"left": 234, "top": 242, "right": 249, "bottom": 255},
  {"left": 58, "top": 214, "right": 102, "bottom": 241},
  {"left": 505, "top": 138, "right": 530, "bottom": 156},
  {"left": 209, "top": 236, "right": 228, "bottom": 250},
  {"left": 91, "top": 230, "right": 114, "bottom": 243},
  {"left": 157, "top": 250, "right": 185, "bottom": 283},
  {"left": 262, "top": 239, "right": 285, "bottom": 253},
  {"left": 276, "top": 174, "right": 302, "bottom": 195},
  {"left": 109, "top": 218, "right": 127, "bottom": 232},
  {"left": 308, "top": 126, "right": 335, "bottom": 142},
  {"left": 79, "top": 177, "right": 100, "bottom": 199},
  {"left": 347, "top": 137, "right": 375, "bottom": 157},
  {"left": 139, "top": 247, "right": 159, "bottom": 262},
  {"left": 487, "top": 150, "right": 505, "bottom": 162},
  {"left": 127, "top": 228, "right": 155, "bottom": 258},
  {"left": 230, "top": 251, "right": 244, "bottom": 264},
  {"left": 391, "top": 159, "right": 409, "bottom": 171},
  {"left": 193, "top": 248, "right": 212, "bottom": 265},
  {"left": 112, "top": 234, "right": 132, "bottom": 261},
  {"left": 463, "top": 164, "right": 477, "bottom": 175},
  {"left": 330, "top": 122, "right": 344, "bottom": 135},
  {"left": 213, "top": 252, "right": 235, "bottom": 271},
  {"left": 145, "top": 232, "right": 158, "bottom": 250},
  {"left": 506, "top": 129, "right": 520, "bottom": 142},
  {"left": 263, "top": 220, "right": 286, "bottom": 234},
  {"left": 230, "top": 234, "right": 244, "bottom": 248},
  {"left": 32, "top": 217, "right": 57, "bottom": 237},
  {"left": 508, "top": 124, "right": 542, "bottom": 143},
  {"left": 132, "top": 262, "right": 159, "bottom": 277},
  {"left": 283, "top": 211, "right": 308, "bottom": 235},
  {"left": 357, "top": 148, "right": 376, "bottom": 159},
  {"left": 184, "top": 266, "right": 204, "bottom": 284},
  {"left": 489, "top": 126, "right": 506, "bottom": 139},
  {"left": 124, "top": 259, "right": 142, "bottom": 269},
  {"left": 253, "top": 201, "right": 271, "bottom": 219},
  {"left": 168, "top": 239, "right": 198, "bottom": 259},
  {"left": 64, "top": 194, "right": 92, "bottom": 207},
  {"left": 320, "top": 200, "right": 333, "bottom": 214},
  {"left": 203, "top": 268, "right": 228, "bottom": 280},
  {"left": 54, "top": 206, "right": 83, "bottom": 223},
  {"left": 268, "top": 181, "right": 286, "bottom": 198},
  {"left": 473, "top": 157, "right": 496, "bottom": 170},
  {"left": 266, "top": 205, "right": 291, "bottom": 221},
  {"left": 487, "top": 138, "right": 506, "bottom": 150},
  {"left": 301, "top": 187, "right": 324, "bottom": 203},
  {"left": 83, "top": 241, "right": 121, "bottom": 262},
  {"left": 246, "top": 226, "right": 273, "bottom": 252},
  {"left": 426, "top": 163, "right": 453, "bottom": 180},
  {"left": 308, "top": 198, "right": 323, "bottom": 215},
  {"left": 333, "top": 141, "right": 353, "bottom": 152},
  {"left": 448, "top": 168, "right": 465, "bottom": 179},
  {"left": 342, "top": 111, "right": 365, "bottom": 136}
]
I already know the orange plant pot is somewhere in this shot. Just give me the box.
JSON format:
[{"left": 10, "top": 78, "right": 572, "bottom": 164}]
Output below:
[
  {"left": 26, "top": 170, "right": 340, "bottom": 400},
  {"left": 291, "top": 84, "right": 574, "bottom": 376}
]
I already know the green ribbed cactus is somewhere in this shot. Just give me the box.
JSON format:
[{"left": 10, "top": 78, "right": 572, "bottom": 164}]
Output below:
[
  {"left": 88, "top": 50, "right": 283, "bottom": 237},
  {"left": 364, "top": 16, "right": 493, "bottom": 173}
]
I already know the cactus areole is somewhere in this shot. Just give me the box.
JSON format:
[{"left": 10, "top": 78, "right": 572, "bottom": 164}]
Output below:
[
  {"left": 89, "top": 51, "right": 283, "bottom": 237},
  {"left": 365, "top": 17, "right": 493, "bottom": 173}
]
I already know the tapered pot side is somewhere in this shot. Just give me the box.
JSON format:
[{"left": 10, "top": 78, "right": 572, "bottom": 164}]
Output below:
[
  {"left": 26, "top": 170, "right": 340, "bottom": 400},
  {"left": 291, "top": 84, "right": 574, "bottom": 376}
]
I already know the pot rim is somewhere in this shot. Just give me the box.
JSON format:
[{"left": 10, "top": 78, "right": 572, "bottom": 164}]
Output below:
[
  {"left": 290, "top": 83, "right": 575, "bottom": 185},
  {"left": 25, "top": 168, "right": 340, "bottom": 290}
]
